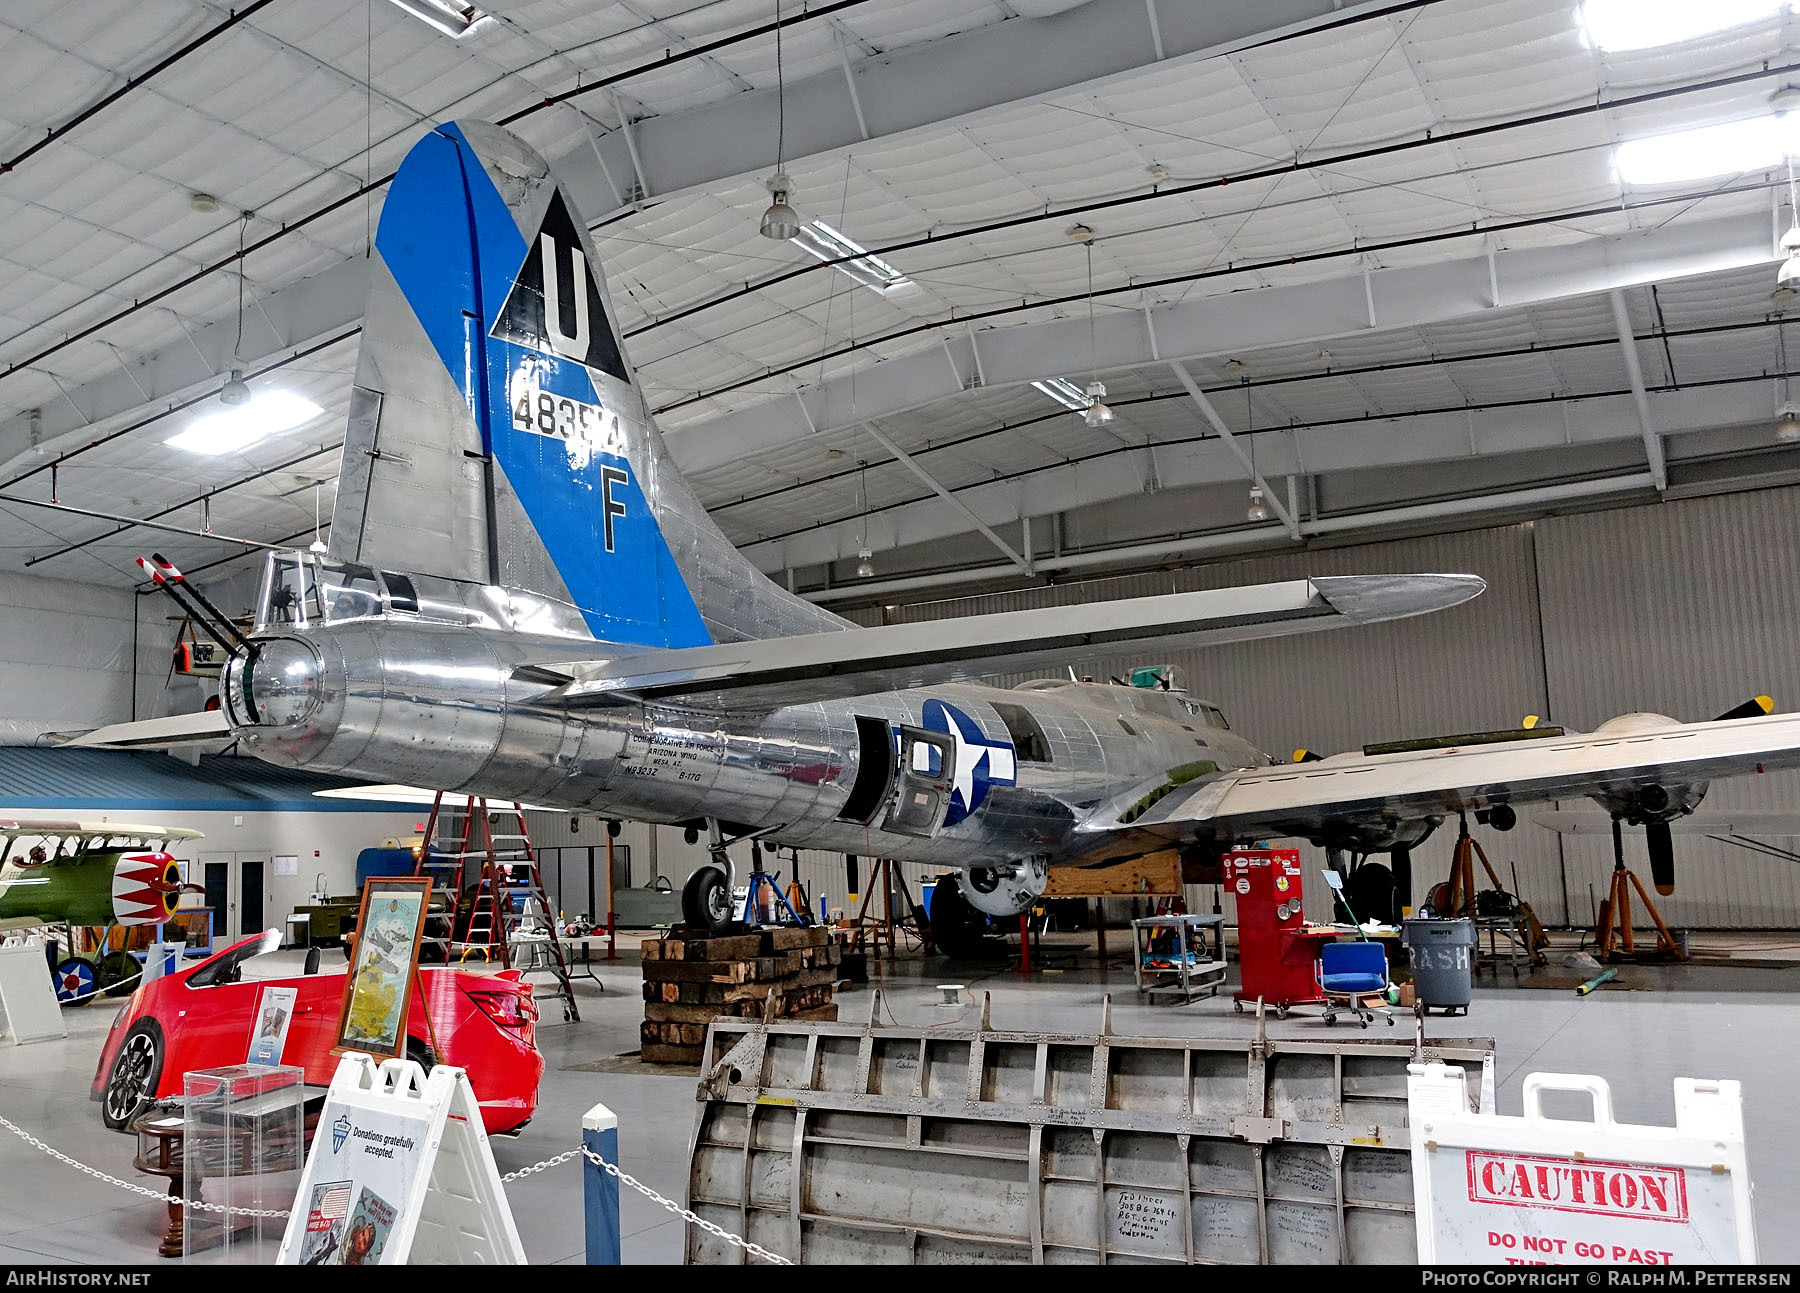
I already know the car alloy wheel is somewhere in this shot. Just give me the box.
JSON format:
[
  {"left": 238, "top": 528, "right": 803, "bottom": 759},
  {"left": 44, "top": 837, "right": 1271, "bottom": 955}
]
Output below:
[{"left": 102, "top": 1024, "right": 162, "bottom": 1129}]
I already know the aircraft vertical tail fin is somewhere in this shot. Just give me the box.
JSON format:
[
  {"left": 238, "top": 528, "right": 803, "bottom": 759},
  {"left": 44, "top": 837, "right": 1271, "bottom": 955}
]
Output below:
[{"left": 329, "top": 120, "right": 846, "bottom": 648}]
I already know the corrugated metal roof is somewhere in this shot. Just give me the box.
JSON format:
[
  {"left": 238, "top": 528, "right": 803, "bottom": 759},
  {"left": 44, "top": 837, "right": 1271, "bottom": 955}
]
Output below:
[{"left": 0, "top": 747, "right": 396, "bottom": 812}]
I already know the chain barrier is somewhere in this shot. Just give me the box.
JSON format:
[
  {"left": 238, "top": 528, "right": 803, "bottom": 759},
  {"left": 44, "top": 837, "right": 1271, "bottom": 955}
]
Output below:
[
  {"left": 577, "top": 1143, "right": 792, "bottom": 1265},
  {"left": 0, "top": 1111, "right": 290, "bottom": 1218},
  {"left": 0, "top": 1111, "right": 789, "bottom": 1261}
]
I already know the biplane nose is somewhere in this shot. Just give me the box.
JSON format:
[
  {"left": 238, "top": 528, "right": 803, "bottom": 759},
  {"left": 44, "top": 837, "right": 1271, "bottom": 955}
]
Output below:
[{"left": 112, "top": 854, "right": 184, "bottom": 926}]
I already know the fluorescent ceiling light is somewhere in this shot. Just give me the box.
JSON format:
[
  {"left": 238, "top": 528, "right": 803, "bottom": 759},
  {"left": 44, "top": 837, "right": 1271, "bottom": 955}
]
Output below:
[
  {"left": 313, "top": 784, "right": 565, "bottom": 812},
  {"left": 791, "top": 219, "right": 911, "bottom": 293},
  {"left": 1032, "top": 377, "right": 1092, "bottom": 411},
  {"left": 386, "top": 0, "right": 492, "bottom": 38},
  {"left": 1577, "top": 0, "right": 1786, "bottom": 52},
  {"left": 1614, "top": 115, "right": 1798, "bottom": 184},
  {"left": 166, "top": 390, "right": 323, "bottom": 456}
]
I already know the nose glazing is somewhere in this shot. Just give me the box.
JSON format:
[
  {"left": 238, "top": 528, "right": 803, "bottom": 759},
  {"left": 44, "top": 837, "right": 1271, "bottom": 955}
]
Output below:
[{"left": 250, "top": 638, "right": 325, "bottom": 727}]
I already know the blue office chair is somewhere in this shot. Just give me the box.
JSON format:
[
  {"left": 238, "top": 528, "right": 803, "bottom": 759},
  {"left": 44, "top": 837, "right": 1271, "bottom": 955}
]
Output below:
[{"left": 1320, "top": 940, "right": 1393, "bottom": 1027}]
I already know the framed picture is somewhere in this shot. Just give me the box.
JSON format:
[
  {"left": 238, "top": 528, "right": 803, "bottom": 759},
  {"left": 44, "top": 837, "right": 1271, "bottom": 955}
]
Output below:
[{"left": 332, "top": 877, "right": 431, "bottom": 1061}]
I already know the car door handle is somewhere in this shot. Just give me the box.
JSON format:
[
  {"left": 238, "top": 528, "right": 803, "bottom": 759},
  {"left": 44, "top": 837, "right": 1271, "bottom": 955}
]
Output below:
[{"left": 293, "top": 1006, "right": 315, "bottom": 1014}]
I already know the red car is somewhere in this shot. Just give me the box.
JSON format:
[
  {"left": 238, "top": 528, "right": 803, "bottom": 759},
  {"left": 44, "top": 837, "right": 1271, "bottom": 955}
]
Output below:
[{"left": 92, "top": 930, "right": 544, "bottom": 1136}]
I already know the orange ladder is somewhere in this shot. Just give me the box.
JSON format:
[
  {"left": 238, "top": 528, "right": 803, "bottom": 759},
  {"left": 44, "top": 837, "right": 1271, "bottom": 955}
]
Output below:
[{"left": 414, "top": 792, "right": 581, "bottom": 1021}]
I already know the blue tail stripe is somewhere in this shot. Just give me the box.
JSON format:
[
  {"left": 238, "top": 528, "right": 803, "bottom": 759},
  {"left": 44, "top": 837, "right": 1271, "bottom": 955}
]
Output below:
[{"left": 375, "top": 124, "right": 710, "bottom": 648}]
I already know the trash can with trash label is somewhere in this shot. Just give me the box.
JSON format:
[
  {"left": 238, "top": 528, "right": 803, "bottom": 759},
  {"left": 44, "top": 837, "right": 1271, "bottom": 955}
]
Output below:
[{"left": 1404, "top": 917, "right": 1475, "bottom": 1016}]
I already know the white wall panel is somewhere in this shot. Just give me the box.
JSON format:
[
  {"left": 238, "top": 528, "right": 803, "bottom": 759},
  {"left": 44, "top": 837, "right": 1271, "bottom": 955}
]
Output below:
[
  {"left": 1535, "top": 488, "right": 1800, "bottom": 929},
  {"left": 0, "top": 570, "right": 177, "bottom": 743}
]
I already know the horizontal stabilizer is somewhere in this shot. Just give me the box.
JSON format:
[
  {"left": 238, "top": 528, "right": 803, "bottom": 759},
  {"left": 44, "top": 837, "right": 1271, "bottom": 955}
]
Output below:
[
  {"left": 1534, "top": 809, "right": 1800, "bottom": 838},
  {"left": 57, "top": 711, "right": 231, "bottom": 749},
  {"left": 517, "top": 574, "right": 1484, "bottom": 710}
]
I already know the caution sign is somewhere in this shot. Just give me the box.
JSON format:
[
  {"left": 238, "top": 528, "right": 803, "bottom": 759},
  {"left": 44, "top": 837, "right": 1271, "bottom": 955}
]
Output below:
[{"left": 1408, "top": 1066, "right": 1756, "bottom": 1264}]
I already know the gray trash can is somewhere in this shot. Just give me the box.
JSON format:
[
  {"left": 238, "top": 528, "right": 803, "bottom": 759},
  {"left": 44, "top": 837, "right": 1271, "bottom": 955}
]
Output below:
[{"left": 1404, "top": 917, "right": 1475, "bottom": 1016}]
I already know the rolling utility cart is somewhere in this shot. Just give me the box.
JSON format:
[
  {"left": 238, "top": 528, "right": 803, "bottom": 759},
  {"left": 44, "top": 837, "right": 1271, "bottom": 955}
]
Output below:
[
  {"left": 1227, "top": 849, "right": 1330, "bottom": 1017},
  {"left": 1131, "top": 913, "right": 1227, "bottom": 1002}
]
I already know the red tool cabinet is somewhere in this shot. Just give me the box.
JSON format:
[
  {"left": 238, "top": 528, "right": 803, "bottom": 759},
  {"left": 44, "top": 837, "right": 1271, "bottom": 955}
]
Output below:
[{"left": 1226, "top": 848, "right": 1329, "bottom": 1014}]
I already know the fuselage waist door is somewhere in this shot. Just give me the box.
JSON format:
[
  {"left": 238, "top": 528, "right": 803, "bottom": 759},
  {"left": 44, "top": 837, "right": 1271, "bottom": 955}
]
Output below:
[{"left": 883, "top": 725, "right": 956, "bottom": 838}]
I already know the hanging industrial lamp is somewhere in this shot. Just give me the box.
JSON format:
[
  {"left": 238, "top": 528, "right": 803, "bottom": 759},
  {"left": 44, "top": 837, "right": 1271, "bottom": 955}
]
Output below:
[
  {"left": 1243, "top": 380, "right": 1269, "bottom": 521},
  {"left": 853, "top": 463, "right": 874, "bottom": 577},
  {"left": 1081, "top": 243, "right": 1112, "bottom": 427},
  {"left": 758, "top": 2, "right": 800, "bottom": 240},
  {"left": 760, "top": 172, "right": 800, "bottom": 241}
]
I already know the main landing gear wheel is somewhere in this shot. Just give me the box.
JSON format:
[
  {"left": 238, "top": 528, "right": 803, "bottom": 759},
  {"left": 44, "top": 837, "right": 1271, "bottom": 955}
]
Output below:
[
  {"left": 53, "top": 957, "right": 96, "bottom": 1006},
  {"left": 102, "top": 1021, "right": 164, "bottom": 1129},
  {"left": 99, "top": 951, "right": 139, "bottom": 998},
  {"left": 682, "top": 865, "right": 732, "bottom": 931},
  {"left": 929, "top": 880, "right": 1002, "bottom": 961}
]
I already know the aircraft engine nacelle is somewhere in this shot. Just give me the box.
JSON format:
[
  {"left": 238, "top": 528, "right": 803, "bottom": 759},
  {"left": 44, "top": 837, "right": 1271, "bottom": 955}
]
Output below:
[
  {"left": 112, "top": 853, "right": 186, "bottom": 926},
  {"left": 1584, "top": 715, "right": 1707, "bottom": 894},
  {"left": 958, "top": 856, "right": 1049, "bottom": 917}
]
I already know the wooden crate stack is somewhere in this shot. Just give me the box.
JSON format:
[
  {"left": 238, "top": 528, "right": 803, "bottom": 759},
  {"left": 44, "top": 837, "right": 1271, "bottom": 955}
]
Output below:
[{"left": 640, "top": 924, "right": 842, "bottom": 1064}]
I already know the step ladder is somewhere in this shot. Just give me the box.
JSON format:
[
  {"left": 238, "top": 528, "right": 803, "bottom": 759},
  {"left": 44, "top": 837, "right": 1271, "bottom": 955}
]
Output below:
[{"left": 413, "top": 792, "right": 580, "bottom": 1022}]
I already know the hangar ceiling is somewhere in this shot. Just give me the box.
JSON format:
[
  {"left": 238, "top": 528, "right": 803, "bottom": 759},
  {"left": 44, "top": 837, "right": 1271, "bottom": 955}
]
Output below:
[{"left": 1, "top": 0, "right": 1798, "bottom": 602}]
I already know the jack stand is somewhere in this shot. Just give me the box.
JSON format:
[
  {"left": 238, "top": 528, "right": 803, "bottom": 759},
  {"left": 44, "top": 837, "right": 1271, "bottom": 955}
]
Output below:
[
  {"left": 1440, "top": 815, "right": 1507, "bottom": 917},
  {"left": 740, "top": 841, "right": 807, "bottom": 926},
  {"left": 1597, "top": 818, "right": 1685, "bottom": 962}
]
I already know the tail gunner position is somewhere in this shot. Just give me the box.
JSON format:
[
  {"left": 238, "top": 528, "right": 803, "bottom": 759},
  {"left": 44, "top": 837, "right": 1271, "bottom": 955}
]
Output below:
[{"left": 83, "top": 122, "right": 1800, "bottom": 941}]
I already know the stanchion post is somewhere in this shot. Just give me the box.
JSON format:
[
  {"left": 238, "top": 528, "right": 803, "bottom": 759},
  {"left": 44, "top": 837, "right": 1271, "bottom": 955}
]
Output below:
[
  {"left": 1017, "top": 912, "right": 1032, "bottom": 974},
  {"left": 583, "top": 1101, "right": 621, "bottom": 1265}
]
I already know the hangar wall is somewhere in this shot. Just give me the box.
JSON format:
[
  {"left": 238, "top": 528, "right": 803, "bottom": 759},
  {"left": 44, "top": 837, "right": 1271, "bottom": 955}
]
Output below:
[
  {"left": 0, "top": 572, "right": 176, "bottom": 743},
  {"left": 828, "top": 482, "right": 1800, "bottom": 931}
]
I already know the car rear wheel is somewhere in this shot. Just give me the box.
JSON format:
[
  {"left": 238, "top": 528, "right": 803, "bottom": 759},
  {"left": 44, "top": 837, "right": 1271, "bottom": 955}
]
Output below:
[
  {"left": 405, "top": 1038, "right": 435, "bottom": 1074},
  {"left": 102, "top": 1021, "right": 163, "bottom": 1130}
]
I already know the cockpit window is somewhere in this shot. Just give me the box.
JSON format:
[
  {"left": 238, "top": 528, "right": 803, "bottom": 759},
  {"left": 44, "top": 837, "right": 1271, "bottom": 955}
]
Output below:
[
  {"left": 381, "top": 572, "right": 419, "bottom": 615},
  {"left": 991, "top": 702, "right": 1052, "bottom": 763},
  {"left": 1201, "top": 705, "right": 1230, "bottom": 730},
  {"left": 320, "top": 563, "right": 383, "bottom": 623}
]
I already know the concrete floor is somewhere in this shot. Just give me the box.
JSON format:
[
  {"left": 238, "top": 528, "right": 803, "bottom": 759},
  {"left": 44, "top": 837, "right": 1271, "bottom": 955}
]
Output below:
[{"left": 0, "top": 943, "right": 1795, "bottom": 1265}]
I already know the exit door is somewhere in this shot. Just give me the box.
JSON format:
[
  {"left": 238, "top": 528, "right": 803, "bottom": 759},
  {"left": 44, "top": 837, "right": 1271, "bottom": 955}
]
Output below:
[
  {"left": 883, "top": 726, "right": 956, "bottom": 837},
  {"left": 198, "top": 853, "right": 269, "bottom": 941}
]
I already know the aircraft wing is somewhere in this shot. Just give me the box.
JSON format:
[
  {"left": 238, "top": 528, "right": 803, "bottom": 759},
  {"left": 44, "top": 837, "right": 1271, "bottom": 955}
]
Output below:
[
  {"left": 1081, "top": 710, "right": 1800, "bottom": 844},
  {"left": 58, "top": 710, "right": 231, "bottom": 749},
  {"left": 517, "top": 574, "right": 1483, "bottom": 710}
]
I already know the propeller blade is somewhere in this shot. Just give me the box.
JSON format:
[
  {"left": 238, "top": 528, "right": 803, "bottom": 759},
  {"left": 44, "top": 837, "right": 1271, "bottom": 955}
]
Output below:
[
  {"left": 1292, "top": 748, "right": 1323, "bottom": 764},
  {"left": 1714, "top": 695, "right": 1774, "bottom": 722},
  {"left": 1646, "top": 819, "right": 1676, "bottom": 896}
]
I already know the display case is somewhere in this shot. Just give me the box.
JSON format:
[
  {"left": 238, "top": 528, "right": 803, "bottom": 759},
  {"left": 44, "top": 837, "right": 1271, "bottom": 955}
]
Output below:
[{"left": 181, "top": 1064, "right": 305, "bottom": 1263}]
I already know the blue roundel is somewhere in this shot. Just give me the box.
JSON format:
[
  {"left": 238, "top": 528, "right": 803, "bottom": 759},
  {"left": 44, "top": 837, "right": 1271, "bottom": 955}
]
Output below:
[{"left": 920, "top": 700, "right": 1018, "bottom": 826}]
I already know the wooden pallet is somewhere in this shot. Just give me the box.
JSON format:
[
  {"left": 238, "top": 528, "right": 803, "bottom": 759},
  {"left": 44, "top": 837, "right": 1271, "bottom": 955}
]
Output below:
[{"left": 639, "top": 924, "right": 843, "bottom": 1064}]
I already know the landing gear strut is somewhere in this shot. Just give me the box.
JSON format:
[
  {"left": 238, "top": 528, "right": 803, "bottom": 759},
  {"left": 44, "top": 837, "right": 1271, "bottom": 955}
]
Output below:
[{"left": 681, "top": 820, "right": 736, "bottom": 930}]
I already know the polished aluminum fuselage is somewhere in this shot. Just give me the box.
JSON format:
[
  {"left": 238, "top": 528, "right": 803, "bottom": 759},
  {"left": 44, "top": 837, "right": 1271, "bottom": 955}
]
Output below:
[{"left": 225, "top": 569, "right": 1269, "bottom": 870}]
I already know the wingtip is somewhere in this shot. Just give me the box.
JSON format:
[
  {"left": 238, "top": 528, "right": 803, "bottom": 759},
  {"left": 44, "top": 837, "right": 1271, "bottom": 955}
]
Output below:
[{"left": 1310, "top": 573, "right": 1487, "bottom": 623}]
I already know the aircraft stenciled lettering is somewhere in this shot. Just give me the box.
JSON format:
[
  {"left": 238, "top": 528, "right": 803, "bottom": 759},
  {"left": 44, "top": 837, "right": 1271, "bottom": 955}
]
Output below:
[
  {"left": 919, "top": 699, "right": 1018, "bottom": 826},
  {"left": 489, "top": 189, "right": 629, "bottom": 381},
  {"left": 508, "top": 380, "right": 617, "bottom": 469},
  {"left": 600, "top": 465, "right": 628, "bottom": 553}
]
